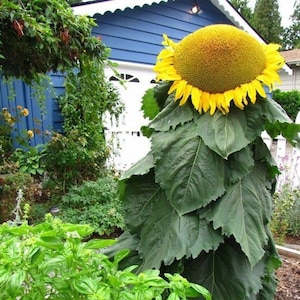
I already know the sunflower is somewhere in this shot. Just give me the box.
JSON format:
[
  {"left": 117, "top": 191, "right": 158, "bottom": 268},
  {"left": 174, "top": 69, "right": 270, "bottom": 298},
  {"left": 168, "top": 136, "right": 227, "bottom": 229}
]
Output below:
[{"left": 153, "top": 24, "right": 284, "bottom": 115}]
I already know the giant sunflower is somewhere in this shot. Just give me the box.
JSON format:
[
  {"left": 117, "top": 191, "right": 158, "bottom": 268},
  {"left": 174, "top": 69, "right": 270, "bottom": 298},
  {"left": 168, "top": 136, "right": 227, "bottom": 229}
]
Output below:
[{"left": 153, "top": 24, "right": 284, "bottom": 115}]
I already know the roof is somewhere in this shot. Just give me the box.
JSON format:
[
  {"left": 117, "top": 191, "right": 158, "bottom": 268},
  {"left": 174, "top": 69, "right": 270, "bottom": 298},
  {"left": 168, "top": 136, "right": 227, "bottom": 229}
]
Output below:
[
  {"left": 281, "top": 49, "right": 300, "bottom": 65},
  {"left": 72, "top": 0, "right": 170, "bottom": 15},
  {"left": 72, "top": 0, "right": 292, "bottom": 75}
]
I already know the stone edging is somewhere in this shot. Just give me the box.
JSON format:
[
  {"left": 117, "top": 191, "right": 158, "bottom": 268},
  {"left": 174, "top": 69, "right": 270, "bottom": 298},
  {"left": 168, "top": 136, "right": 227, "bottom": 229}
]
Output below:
[{"left": 276, "top": 245, "right": 300, "bottom": 259}]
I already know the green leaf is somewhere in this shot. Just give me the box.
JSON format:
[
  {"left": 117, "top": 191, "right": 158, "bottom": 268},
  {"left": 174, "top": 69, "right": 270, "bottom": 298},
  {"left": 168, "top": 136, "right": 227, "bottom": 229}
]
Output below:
[
  {"left": 149, "top": 94, "right": 197, "bottom": 132},
  {"left": 264, "top": 96, "right": 292, "bottom": 124},
  {"left": 224, "top": 146, "right": 254, "bottom": 186},
  {"left": 121, "top": 152, "right": 155, "bottom": 180},
  {"left": 202, "top": 165, "right": 272, "bottom": 267},
  {"left": 36, "top": 236, "right": 64, "bottom": 250},
  {"left": 121, "top": 170, "right": 163, "bottom": 233},
  {"left": 153, "top": 80, "right": 172, "bottom": 110},
  {"left": 183, "top": 240, "right": 266, "bottom": 300},
  {"left": 7, "top": 270, "right": 26, "bottom": 298},
  {"left": 189, "top": 283, "right": 212, "bottom": 300},
  {"left": 84, "top": 239, "right": 116, "bottom": 250},
  {"left": 141, "top": 88, "right": 160, "bottom": 120},
  {"left": 73, "top": 278, "right": 98, "bottom": 295},
  {"left": 132, "top": 173, "right": 223, "bottom": 269},
  {"left": 153, "top": 123, "right": 225, "bottom": 215},
  {"left": 265, "top": 121, "right": 300, "bottom": 146},
  {"left": 196, "top": 108, "right": 251, "bottom": 158}
]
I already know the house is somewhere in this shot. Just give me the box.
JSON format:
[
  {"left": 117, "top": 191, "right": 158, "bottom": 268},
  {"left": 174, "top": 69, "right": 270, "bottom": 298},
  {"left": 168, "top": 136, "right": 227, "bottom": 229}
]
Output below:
[
  {"left": 0, "top": 0, "right": 293, "bottom": 170},
  {"left": 278, "top": 49, "right": 300, "bottom": 91}
]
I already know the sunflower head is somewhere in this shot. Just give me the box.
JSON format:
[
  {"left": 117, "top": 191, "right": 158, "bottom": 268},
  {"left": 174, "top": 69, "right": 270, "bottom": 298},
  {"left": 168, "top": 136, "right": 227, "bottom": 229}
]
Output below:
[{"left": 154, "top": 24, "right": 284, "bottom": 115}]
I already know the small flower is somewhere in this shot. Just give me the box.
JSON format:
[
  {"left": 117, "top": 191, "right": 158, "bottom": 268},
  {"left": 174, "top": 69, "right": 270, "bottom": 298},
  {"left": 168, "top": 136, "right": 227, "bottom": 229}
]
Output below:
[
  {"left": 27, "top": 130, "right": 34, "bottom": 139},
  {"left": 21, "top": 108, "right": 29, "bottom": 116},
  {"left": 154, "top": 24, "right": 284, "bottom": 115}
]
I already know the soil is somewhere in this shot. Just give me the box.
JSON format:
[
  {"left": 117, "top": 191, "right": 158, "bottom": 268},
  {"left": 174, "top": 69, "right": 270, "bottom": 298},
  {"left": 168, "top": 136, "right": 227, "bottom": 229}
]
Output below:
[{"left": 275, "top": 236, "right": 300, "bottom": 300}]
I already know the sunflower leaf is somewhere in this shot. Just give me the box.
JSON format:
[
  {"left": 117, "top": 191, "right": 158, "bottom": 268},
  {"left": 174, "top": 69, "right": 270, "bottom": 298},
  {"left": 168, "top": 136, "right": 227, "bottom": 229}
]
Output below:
[
  {"left": 121, "top": 152, "right": 155, "bottom": 180},
  {"left": 202, "top": 165, "right": 272, "bottom": 267},
  {"left": 224, "top": 146, "right": 254, "bottom": 186},
  {"left": 149, "top": 94, "right": 197, "bottom": 131},
  {"left": 120, "top": 170, "right": 223, "bottom": 270},
  {"left": 183, "top": 240, "right": 266, "bottom": 300},
  {"left": 152, "top": 123, "right": 226, "bottom": 215},
  {"left": 196, "top": 109, "right": 251, "bottom": 159},
  {"left": 137, "top": 180, "right": 223, "bottom": 268}
]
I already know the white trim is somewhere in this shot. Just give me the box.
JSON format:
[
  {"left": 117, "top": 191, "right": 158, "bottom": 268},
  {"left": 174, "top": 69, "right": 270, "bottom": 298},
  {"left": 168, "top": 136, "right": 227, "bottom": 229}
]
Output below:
[
  {"left": 73, "top": 0, "right": 170, "bottom": 16},
  {"left": 110, "top": 60, "right": 154, "bottom": 71},
  {"left": 211, "top": 0, "right": 263, "bottom": 41}
]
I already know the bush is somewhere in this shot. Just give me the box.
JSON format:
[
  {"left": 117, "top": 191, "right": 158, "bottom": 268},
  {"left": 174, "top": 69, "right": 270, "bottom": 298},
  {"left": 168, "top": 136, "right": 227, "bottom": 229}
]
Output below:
[
  {"left": 270, "top": 184, "right": 300, "bottom": 242},
  {"left": 58, "top": 175, "right": 124, "bottom": 236},
  {"left": 272, "top": 89, "right": 300, "bottom": 121},
  {"left": 0, "top": 216, "right": 211, "bottom": 300}
]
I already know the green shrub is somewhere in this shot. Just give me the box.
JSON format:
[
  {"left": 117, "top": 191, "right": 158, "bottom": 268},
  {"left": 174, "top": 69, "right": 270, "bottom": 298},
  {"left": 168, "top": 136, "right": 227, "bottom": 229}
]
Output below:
[
  {"left": 272, "top": 89, "right": 300, "bottom": 121},
  {"left": 59, "top": 176, "right": 124, "bottom": 236},
  {"left": 271, "top": 184, "right": 300, "bottom": 242},
  {"left": 0, "top": 216, "right": 211, "bottom": 300}
]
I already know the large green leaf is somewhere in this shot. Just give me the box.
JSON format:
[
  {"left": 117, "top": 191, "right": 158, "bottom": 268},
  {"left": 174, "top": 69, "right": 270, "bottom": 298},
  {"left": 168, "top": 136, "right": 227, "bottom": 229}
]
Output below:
[
  {"left": 149, "top": 94, "right": 197, "bottom": 132},
  {"left": 253, "top": 228, "right": 281, "bottom": 300},
  {"left": 121, "top": 152, "right": 155, "bottom": 180},
  {"left": 224, "top": 146, "right": 254, "bottom": 187},
  {"left": 120, "top": 170, "right": 223, "bottom": 270},
  {"left": 183, "top": 239, "right": 266, "bottom": 300},
  {"left": 202, "top": 166, "right": 272, "bottom": 267},
  {"left": 264, "top": 96, "right": 292, "bottom": 124},
  {"left": 139, "top": 198, "right": 223, "bottom": 270},
  {"left": 121, "top": 170, "right": 164, "bottom": 233},
  {"left": 243, "top": 98, "right": 267, "bottom": 141},
  {"left": 152, "top": 123, "right": 225, "bottom": 215},
  {"left": 196, "top": 108, "right": 251, "bottom": 158},
  {"left": 153, "top": 81, "right": 171, "bottom": 111}
]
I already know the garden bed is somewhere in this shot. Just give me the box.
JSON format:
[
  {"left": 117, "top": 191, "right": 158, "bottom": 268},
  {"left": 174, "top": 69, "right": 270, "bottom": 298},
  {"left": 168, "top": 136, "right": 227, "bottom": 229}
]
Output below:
[{"left": 275, "top": 237, "right": 300, "bottom": 300}]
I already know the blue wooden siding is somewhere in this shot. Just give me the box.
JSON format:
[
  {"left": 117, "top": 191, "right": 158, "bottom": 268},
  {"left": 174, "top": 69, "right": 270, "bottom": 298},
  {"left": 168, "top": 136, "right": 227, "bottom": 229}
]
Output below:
[
  {"left": 0, "top": 73, "right": 64, "bottom": 148},
  {"left": 92, "top": 0, "right": 233, "bottom": 65}
]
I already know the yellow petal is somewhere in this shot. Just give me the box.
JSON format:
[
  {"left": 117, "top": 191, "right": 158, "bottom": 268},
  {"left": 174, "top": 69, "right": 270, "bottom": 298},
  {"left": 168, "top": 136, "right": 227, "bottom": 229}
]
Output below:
[{"left": 179, "top": 84, "right": 192, "bottom": 106}]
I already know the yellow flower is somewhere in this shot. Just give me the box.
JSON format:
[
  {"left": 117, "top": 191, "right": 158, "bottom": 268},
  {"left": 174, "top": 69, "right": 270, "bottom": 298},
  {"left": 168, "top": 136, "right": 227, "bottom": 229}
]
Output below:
[
  {"left": 21, "top": 108, "right": 29, "bottom": 117},
  {"left": 27, "top": 130, "right": 34, "bottom": 139},
  {"left": 153, "top": 24, "right": 284, "bottom": 115}
]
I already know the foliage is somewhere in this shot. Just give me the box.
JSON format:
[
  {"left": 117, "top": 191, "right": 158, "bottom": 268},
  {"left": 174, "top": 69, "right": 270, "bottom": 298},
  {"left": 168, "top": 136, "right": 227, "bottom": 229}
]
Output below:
[
  {"left": 0, "top": 215, "right": 211, "bottom": 300},
  {"left": 12, "top": 145, "right": 46, "bottom": 177},
  {"left": 43, "top": 52, "right": 122, "bottom": 192},
  {"left": 282, "top": 0, "right": 300, "bottom": 50},
  {"left": 0, "top": 172, "right": 35, "bottom": 222},
  {"left": 251, "top": 0, "right": 283, "bottom": 44},
  {"left": 105, "top": 81, "right": 300, "bottom": 300},
  {"left": 271, "top": 184, "right": 300, "bottom": 241},
  {"left": 0, "top": 0, "right": 104, "bottom": 83},
  {"left": 0, "top": 105, "right": 32, "bottom": 164},
  {"left": 59, "top": 176, "right": 125, "bottom": 236},
  {"left": 230, "top": 0, "right": 253, "bottom": 23},
  {"left": 272, "top": 89, "right": 300, "bottom": 121}
]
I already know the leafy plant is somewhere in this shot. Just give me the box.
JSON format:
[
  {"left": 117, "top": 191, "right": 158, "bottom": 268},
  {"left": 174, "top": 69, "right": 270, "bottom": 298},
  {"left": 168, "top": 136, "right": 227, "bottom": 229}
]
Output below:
[
  {"left": 0, "top": 0, "right": 104, "bottom": 83},
  {"left": 12, "top": 144, "right": 46, "bottom": 177},
  {"left": 43, "top": 53, "right": 122, "bottom": 192},
  {"left": 272, "top": 89, "right": 300, "bottom": 121},
  {"left": 271, "top": 183, "right": 300, "bottom": 241},
  {"left": 107, "top": 82, "right": 300, "bottom": 300},
  {"left": 0, "top": 215, "right": 211, "bottom": 300},
  {"left": 59, "top": 176, "right": 124, "bottom": 236}
]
